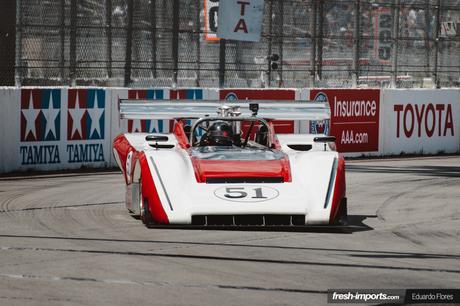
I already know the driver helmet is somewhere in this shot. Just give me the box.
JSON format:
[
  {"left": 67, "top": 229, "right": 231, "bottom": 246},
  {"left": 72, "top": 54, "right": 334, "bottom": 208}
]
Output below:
[{"left": 206, "top": 121, "right": 233, "bottom": 146}]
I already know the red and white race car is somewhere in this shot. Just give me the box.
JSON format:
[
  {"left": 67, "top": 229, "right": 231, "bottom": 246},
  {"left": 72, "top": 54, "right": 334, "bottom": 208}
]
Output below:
[{"left": 113, "top": 100, "right": 347, "bottom": 227}]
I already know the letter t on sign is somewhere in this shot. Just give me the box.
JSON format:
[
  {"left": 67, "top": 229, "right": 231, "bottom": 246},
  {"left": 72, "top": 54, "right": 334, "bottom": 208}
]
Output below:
[{"left": 237, "top": 1, "right": 250, "bottom": 15}]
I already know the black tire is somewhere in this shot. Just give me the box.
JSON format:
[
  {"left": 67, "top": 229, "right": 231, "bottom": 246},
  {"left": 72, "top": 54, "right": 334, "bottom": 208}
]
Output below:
[
  {"left": 140, "top": 197, "right": 154, "bottom": 226},
  {"left": 139, "top": 180, "right": 153, "bottom": 226},
  {"left": 333, "top": 198, "right": 348, "bottom": 226}
]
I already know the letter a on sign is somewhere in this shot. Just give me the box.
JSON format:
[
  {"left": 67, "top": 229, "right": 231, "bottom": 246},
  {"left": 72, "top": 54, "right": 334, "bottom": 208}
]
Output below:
[{"left": 217, "top": 0, "right": 264, "bottom": 42}]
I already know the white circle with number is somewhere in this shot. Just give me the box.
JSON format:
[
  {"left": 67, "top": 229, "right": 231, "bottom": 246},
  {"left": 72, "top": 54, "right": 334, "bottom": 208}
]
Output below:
[{"left": 214, "top": 186, "right": 279, "bottom": 203}]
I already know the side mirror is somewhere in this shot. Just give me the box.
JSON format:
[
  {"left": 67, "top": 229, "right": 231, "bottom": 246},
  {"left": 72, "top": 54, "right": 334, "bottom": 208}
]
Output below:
[
  {"left": 313, "top": 136, "right": 336, "bottom": 151},
  {"left": 313, "top": 136, "right": 336, "bottom": 143}
]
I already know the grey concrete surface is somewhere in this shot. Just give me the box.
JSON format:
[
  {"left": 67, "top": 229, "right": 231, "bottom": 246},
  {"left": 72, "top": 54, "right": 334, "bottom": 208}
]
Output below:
[{"left": 0, "top": 157, "right": 459, "bottom": 306}]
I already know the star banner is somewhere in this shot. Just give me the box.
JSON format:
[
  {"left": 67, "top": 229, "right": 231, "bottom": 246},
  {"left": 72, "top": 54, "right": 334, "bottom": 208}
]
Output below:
[
  {"left": 20, "top": 89, "right": 61, "bottom": 142},
  {"left": 67, "top": 89, "right": 105, "bottom": 140}
]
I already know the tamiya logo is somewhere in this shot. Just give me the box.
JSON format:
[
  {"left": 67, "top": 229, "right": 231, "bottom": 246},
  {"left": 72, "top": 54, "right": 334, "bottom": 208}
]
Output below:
[
  {"left": 127, "top": 89, "right": 168, "bottom": 133},
  {"left": 225, "top": 92, "right": 238, "bottom": 101},
  {"left": 67, "top": 89, "right": 105, "bottom": 140},
  {"left": 21, "top": 89, "right": 61, "bottom": 142},
  {"left": 310, "top": 92, "right": 330, "bottom": 135}
]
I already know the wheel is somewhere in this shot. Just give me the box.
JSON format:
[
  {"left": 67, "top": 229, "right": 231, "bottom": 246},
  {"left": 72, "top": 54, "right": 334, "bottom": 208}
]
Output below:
[
  {"left": 333, "top": 198, "right": 348, "bottom": 226},
  {"left": 129, "top": 182, "right": 141, "bottom": 219},
  {"left": 140, "top": 198, "right": 154, "bottom": 226},
  {"left": 139, "top": 180, "right": 153, "bottom": 226}
]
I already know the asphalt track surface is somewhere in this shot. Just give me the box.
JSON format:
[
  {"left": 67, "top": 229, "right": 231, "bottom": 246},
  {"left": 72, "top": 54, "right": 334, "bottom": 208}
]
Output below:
[{"left": 0, "top": 157, "right": 459, "bottom": 306}]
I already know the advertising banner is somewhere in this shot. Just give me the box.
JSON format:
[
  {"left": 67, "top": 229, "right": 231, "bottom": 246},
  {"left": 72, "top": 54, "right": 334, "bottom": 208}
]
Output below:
[
  {"left": 382, "top": 89, "right": 460, "bottom": 155},
  {"left": 0, "top": 88, "right": 112, "bottom": 173},
  {"left": 220, "top": 89, "right": 296, "bottom": 133},
  {"left": 2, "top": 87, "right": 459, "bottom": 173},
  {"left": 310, "top": 89, "right": 380, "bottom": 153}
]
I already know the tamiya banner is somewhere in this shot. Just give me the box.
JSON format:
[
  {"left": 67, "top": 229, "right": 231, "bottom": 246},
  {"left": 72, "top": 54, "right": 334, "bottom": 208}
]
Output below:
[
  {"left": 310, "top": 89, "right": 380, "bottom": 153},
  {"left": 0, "top": 88, "right": 111, "bottom": 172}
]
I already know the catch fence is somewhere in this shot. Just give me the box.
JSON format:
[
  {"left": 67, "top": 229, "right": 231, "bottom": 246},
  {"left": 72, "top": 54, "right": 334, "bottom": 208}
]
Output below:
[{"left": 8, "top": 0, "right": 460, "bottom": 88}]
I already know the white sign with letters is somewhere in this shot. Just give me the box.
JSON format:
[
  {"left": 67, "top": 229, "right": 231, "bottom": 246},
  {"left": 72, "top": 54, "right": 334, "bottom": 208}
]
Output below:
[
  {"left": 217, "top": 0, "right": 264, "bottom": 42},
  {"left": 382, "top": 89, "right": 460, "bottom": 155}
]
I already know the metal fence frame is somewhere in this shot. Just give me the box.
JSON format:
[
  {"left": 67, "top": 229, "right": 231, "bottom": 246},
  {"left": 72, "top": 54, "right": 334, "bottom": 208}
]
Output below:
[{"left": 10, "top": 0, "right": 460, "bottom": 88}]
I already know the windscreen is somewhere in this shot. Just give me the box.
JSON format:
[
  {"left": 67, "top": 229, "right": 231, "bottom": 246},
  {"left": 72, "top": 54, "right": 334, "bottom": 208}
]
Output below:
[{"left": 190, "top": 146, "right": 285, "bottom": 161}]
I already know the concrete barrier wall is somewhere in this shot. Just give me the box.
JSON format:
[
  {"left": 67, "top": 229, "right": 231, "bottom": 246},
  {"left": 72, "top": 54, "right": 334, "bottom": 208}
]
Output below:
[{"left": 0, "top": 87, "right": 459, "bottom": 173}]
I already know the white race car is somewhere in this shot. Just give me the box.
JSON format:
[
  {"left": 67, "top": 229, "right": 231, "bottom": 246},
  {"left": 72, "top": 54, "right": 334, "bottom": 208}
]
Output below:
[{"left": 113, "top": 100, "right": 347, "bottom": 227}]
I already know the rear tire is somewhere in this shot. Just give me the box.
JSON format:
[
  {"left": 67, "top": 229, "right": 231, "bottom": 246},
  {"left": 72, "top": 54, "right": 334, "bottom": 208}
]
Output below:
[
  {"left": 139, "top": 180, "right": 153, "bottom": 226},
  {"left": 140, "top": 198, "right": 154, "bottom": 226},
  {"left": 333, "top": 198, "right": 348, "bottom": 226}
]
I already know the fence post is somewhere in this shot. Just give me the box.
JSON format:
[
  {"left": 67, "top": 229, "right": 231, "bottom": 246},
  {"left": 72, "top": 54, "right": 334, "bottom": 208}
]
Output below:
[
  {"left": 424, "top": 0, "right": 431, "bottom": 75},
  {"left": 390, "top": 0, "right": 400, "bottom": 88},
  {"left": 267, "top": 0, "right": 273, "bottom": 87},
  {"left": 352, "top": 0, "right": 360, "bottom": 88},
  {"left": 172, "top": 0, "right": 179, "bottom": 87},
  {"left": 60, "top": 0, "right": 65, "bottom": 81},
  {"left": 14, "top": 0, "right": 22, "bottom": 86},
  {"left": 150, "top": 0, "right": 157, "bottom": 79},
  {"left": 0, "top": 0, "right": 16, "bottom": 86},
  {"left": 317, "top": 0, "right": 324, "bottom": 80},
  {"left": 195, "top": 0, "right": 201, "bottom": 86},
  {"left": 70, "top": 0, "right": 77, "bottom": 86},
  {"left": 309, "top": 0, "right": 317, "bottom": 87},
  {"left": 278, "top": 0, "right": 284, "bottom": 87},
  {"left": 124, "top": 0, "right": 134, "bottom": 87},
  {"left": 433, "top": 0, "right": 441, "bottom": 89},
  {"left": 219, "top": 39, "right": 226, "bottom": 88},
  {"left": 106, "top": 0, "right": 112, "bottom": 79}
]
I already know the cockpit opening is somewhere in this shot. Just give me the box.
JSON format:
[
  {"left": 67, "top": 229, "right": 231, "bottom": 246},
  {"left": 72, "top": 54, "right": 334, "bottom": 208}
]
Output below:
[{"left": 191, "top": 117, "right": 272, "bottom": 150}]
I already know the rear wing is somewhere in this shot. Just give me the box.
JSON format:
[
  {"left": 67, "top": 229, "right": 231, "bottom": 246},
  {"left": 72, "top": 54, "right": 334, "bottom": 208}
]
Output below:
[{"left": 118, "top": 99, "right": 330, "bottom": 121}]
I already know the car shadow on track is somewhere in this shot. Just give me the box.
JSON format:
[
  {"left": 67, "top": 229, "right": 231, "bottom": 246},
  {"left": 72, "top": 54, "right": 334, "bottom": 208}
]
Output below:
[{"left": 140, "top": 214, "right": 375, "bottom": 234}]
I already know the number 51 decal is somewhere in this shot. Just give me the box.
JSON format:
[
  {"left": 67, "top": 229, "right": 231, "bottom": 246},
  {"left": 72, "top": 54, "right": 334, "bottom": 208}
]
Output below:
[{"left": 214, "top": 186, "right": 279, "bottom": 203}]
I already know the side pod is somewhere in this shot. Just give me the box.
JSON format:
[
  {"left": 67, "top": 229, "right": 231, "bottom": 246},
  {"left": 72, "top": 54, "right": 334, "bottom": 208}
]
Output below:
[{"left": 138, "top": 152, "right": 169, "bottom": 225}]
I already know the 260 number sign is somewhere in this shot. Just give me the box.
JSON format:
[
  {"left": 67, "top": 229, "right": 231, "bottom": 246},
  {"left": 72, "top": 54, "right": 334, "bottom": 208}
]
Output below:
[{"left": 374, "top": 8, "right": 392, "bottom": 64}]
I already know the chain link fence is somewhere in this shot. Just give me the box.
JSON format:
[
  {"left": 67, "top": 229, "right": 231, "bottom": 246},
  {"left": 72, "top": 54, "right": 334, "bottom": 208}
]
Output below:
[{"left": 11, "top": 0, "right": 460, "bottom": 88}]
